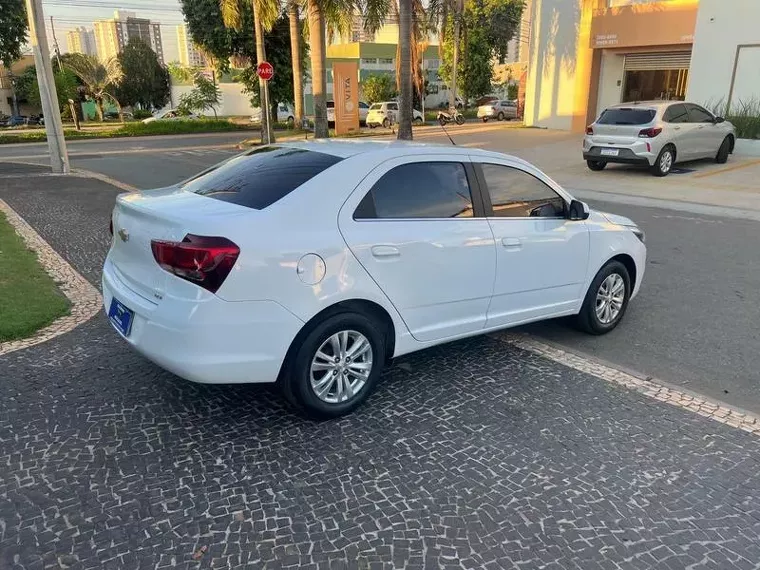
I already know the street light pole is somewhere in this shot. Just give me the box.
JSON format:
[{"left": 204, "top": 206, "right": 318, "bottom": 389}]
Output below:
[{"left": 24, "top": 0, "right": 69, "bottom": 174}]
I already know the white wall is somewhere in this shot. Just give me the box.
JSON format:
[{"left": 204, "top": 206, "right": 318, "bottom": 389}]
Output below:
[
  {"left": 596, "top": 50, "right": 625, "bottom": 118},
  {"left": 523, "top": 0, "right": 583, "bottom": 130},
  {"left": 170, "top": 83, "right": 255, "bottom": 117},
  {"left": 687, "top": 0, "right": 760, "bottom": 110}
]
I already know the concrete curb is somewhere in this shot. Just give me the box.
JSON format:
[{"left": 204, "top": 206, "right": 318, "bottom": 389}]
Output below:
[
  {"left": 497, "top": 332, "right": 760, "bottom": 437},
  {"left": 734, "top": 138, "right": 760, "bottom": 157},
  {"left": 0, "top": 199, "right": 102, "bottom": 356}
]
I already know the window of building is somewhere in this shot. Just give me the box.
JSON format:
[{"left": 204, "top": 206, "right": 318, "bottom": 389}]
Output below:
[
  {"left": 361, "top": 58, "right": 377, "bottom": 64},
  {"left": 354, "top": 162, "right": 474, "bottom": 219},
  {"left": 379, "top": 58, "right": 394, "bottom": 65},
  {"left": 480, "top": 164, "right": 565, "bottom": 218}
]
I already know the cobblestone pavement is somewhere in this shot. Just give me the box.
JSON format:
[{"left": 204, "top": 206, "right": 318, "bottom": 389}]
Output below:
[{"left": 2, "top": 169, "right": 760, "bottom": 570}]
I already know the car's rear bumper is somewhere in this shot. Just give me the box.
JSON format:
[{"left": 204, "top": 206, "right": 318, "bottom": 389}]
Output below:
[
  {"left": 102, "top": 257, "right": 304, "bottom": 384},
  {"left": 583, "top": 136, "right": 659, "bottom": 166},
  {"left": 583, "top": 149, "right": 651, "bottom": 166}
]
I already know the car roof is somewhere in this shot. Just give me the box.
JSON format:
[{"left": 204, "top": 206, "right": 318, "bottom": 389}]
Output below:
[
  {"left": 605, "top": 100, "right": 681, "bottom": 111},
  {"left": 276, "top": 139, "right": 530, "bottom": 164}
]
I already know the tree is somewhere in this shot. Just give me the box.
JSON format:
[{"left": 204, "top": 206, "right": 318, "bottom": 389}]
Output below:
[
  {"left": 220, "top": 0, "right": 279, "bottom": 142},
  {"left": 116, "top": 39, "right": 171, "bottom": 110},
  {"left": 438, "top": 0, "right": 524, "bottom": 104},
  {"left": 396, "top": 0, "right": 413, "bottom": 139},
  {"left": 429, "top": 0, "right": 464, "bottom": 109},
  {"left": 236, "top": 15, "right": 306, "bottom": 121},
  {"left": 288, "top": 1, "right": 304, "bottom": 127},
  {"left": 180, "top": 0, "right": 305, "bottom": 131},
  {"left": 361, "top": 73, "right": 396, "bottom": 104},
  {"left": 178, "top": 71, "right": 222, "bottom": 116},
  {"left": 64, "top": 54, "right": 123, "bottom": 121},
  {"left": 14, "top": 65, "right": 79, "bottom": 112},
  {"left": 0, "top": 0, "right": 27, "bottom": 67}
]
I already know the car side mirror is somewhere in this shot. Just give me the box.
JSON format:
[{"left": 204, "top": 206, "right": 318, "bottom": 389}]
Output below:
[
  {"left": 568, "top": 199, "right": 590, "bottom": 221},
  {"left": 715, "top": 116, "right": 725, "bottom": 124}
]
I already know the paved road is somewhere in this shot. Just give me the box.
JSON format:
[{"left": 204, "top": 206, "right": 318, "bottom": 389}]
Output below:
[
  {"left": 12, "top": 128, "right": 758, "bottom": 414},
  {"left": 2, "top": 172, "right": 760, "bottom": 569}
]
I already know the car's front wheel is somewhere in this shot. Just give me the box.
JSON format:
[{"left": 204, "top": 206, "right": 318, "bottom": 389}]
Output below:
[
  {"left": 382, "top": 118, "right": 390, "bottom": 128},
  {"left": 414, "top": 116, "right": 424, "bottom": 125},
  {"left": 283, "top": 312, "right": 386, "bottom": 418},
  {"left": 587, "top": 160, "right": 607, "bottom": 171},
  {"left": 482, "top": 117, "right": 488, "bottom": 122},
  {"left": 716, "top": 136, "right": 731, "bottom": 164},
  {"left": 576, "top": 260, "right": 631, "bottom": 335},
  {"left": 652, "top": 145, "right": 675, "bottom": 176},
  {"left": 498, "top": 112, "right": 505, "bottom": 121}
]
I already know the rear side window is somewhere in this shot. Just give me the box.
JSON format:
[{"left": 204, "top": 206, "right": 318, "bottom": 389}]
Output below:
[
  {"left": 354, "top": 162, "right": 473, "bottom": 219},
  {"left": 598, "top": 108, "right": 656, "bottom": 125},
  {"left": 387, "top": 103, "right": 398, "bottom": 111},
  {"left": 183, "top": 146, "right": 342, "bottom": 209},
  {"left": 663, "top": 104, "right": 689, "bottom": 123}
]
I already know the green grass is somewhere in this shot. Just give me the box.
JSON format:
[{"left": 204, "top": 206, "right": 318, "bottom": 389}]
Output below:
[
  {"left": 0, "top": 119, "right": 256, "bottom": 144},
  {"left": 0, "top": 211, "right": 71, "bottom": 342}
]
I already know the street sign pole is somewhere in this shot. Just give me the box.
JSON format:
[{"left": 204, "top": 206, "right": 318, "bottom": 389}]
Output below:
[
  {"left": 257, "top": 62, "right": 275, "bottom": 145},
  {"left": 25, "top": 0, "right": 69, "bottom": 174}
]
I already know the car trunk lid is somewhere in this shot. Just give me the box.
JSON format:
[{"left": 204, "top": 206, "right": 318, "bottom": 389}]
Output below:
[{"left": 109, "top": 188, "right": 245, "bottom": 302}]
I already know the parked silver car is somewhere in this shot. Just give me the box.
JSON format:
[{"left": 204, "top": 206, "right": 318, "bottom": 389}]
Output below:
[
  {"left": 477, "top": 100, "right": 518, "bottom": 122},
  {"left": 583, "top": 101, "right": 736, "bottom": 176}
]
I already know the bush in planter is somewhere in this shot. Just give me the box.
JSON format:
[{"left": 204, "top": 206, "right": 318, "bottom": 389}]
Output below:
[{"left": 133, "top": 109, "right": 153, "bottom": 120}]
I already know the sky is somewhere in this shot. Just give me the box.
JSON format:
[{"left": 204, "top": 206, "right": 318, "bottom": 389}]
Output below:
[{"left": 41, "top": 0, "right": 187, "bottom": 62}]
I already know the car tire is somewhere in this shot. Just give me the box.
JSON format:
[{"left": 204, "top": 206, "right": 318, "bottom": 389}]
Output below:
[
  {"left": 498, "top": 112, "right": 505, "bottom": 121},
  {"left": 715, "top": 136, "right": 731, "bottom": 164},
  {"left": 414, "top": 116, "right": 424, "bottom": 125},
  {"left": 283, "top": 312, "right": 386, "bottom": 419},
  {"left": 576, "top": 260, "right": 631, "bottom": 335},
  {"left": 651, "top": 145, "right": 675, "bottom": 177},
  {"left": 382, "top": 118, "right": 390, "bottom": 128},
  {"left": 586, "top": 160, "right": 607, "bottom": 171},
  {"left": 286, "top": 116, "right": 295, "bottom": 127},
  {"left": 368, "top": 123, "right": 376, "bottom": 129},
  {"left": 482, "top": 117, "right": 488, "bottom": 123}
]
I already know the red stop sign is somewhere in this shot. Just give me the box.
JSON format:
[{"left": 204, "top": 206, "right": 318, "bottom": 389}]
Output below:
[{"left": 257, "top": 62, "right": 274, "bottom": 81}]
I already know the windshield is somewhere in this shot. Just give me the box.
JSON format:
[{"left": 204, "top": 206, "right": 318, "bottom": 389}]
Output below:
[
  {"left": 598, "top": 108, "right": 656, "bottom": 125},
  {"left": 369, "top": 104, "right": 382, "bottom": 110}
]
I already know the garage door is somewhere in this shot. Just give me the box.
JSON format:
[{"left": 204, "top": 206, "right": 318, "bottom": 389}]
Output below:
[{"left": 624, "top": 51, "right": 693, "bottom": 71}]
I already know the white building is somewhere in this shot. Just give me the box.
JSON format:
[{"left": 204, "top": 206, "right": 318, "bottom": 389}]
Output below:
[{"left": 523, "top": 0, "right": 760, "bottom": 133}]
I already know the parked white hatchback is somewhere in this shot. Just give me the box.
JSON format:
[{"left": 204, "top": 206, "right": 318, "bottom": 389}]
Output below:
[
  {"left": 104, "top": 141, "right": 646, "bottom": 417},
  {"left": 584, "top": 101, "right": 736, "bottom": 176}
]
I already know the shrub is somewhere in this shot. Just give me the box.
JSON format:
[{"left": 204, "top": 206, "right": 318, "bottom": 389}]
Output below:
[
  {"left": 705, "top": 97, "right": 760, "bottom": 140},
  {"left": 132, "top": 109, "right": 153, "bottom": 119}
]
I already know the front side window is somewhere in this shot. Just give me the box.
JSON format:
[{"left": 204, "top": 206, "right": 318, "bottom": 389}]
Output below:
[
  {"left": 387, "top": 103, "right": 398, "bottom": 111},
  {"left": 663, "top": 104, "right": 688, "bottom": 123},
  {"left": 686, "top": 103, "right": 714, "bottom": 123},
  {"left": 481, "top": 164, "right": 565, "bottom": 218},
  {"left": 354, "top": 162, "right": 473, "bottom": 219},
  {"left": 369, "top": 103, "right": 382, "bottom": 110}
]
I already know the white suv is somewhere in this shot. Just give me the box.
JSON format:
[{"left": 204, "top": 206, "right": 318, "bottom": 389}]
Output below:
[{"left": 583, "top": 101, "right": 736, "bottom": 176}]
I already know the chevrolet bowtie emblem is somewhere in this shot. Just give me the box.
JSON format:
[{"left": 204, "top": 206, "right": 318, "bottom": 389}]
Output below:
[{"left": 118, "top": 228, "right": 130, "bottom": 242}]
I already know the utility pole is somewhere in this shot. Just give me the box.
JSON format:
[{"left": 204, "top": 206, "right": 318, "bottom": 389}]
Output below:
[
  {"left": 25, "top": 0, "right": 69, "bottom": 173},
  {"left": 49, "top": 16, "right": 63, "bottom": 72}
]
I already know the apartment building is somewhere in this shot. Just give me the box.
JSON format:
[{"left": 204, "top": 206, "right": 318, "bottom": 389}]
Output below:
[
  {"left": 177, "top": 24, "right": 206, "bottom": 67},
  {"left": 66, "top": 27, "right": 97, "bottom": 56},
  {"left": 94, "top": 10, "right": 164, "bottom": 63}
]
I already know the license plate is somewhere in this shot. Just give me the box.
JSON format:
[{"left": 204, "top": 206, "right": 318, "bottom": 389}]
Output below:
[
  {"left": 108, "top": 297, "right": 134, "bottom": 337},
  {"left": 600, "top": 148, "right": 619, "bottom": 157}
]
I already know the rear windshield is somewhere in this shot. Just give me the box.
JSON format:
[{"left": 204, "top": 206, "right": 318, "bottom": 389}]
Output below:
[
  {"left": 598, "top": 108, "right": 656, "bottom": 125},
  {"left": 182, "top": 146, "right": 343, "bottom": 209}
]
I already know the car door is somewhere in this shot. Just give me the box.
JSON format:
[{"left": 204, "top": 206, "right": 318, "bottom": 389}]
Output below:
[
  {"left": 473, "top": 159, "right": 590, "bottom": 328},
  {"left": 503, "top": 101, "right": 517, "bottom": 119},
  {"left": 686, "top": 103, "right": 723, "bottom": 157},
  {"left": 386, "top": 102, "right": 398, "bottom": 124},
  {"left": 339, "top": 156, "right": 496, "bottom": 342},
  {"left": 662, "top": 103, "right": 694, "bottom": 160}
]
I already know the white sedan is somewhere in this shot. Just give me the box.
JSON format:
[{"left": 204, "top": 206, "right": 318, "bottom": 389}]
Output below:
[
  {"left": 104, "top": 141, "right": 646, "bottom": 418},
  {"left": 142, "top": 109, "right": 198, "bottom": 123}
]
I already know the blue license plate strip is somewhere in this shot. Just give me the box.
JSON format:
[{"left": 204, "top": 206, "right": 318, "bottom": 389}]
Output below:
[{"left": 108, "top": 297, "right": 134, "bottom": 337}]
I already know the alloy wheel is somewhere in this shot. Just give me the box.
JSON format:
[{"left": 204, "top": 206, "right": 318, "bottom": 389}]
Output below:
[
  {"left": 660, "top": 150, "right": 673, "bottom": 173},
  {"left": 595, "top": 273, "right": 625, "bottom": 324},
  {"left": 310, "top": 330, "right": 373, "bottom": 404}
]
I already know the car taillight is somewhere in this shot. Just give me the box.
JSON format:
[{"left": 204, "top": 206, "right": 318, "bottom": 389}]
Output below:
[
  {"left": 109, "top": 218, "right": 113, "bottom": 236},
  {"left": 586, "top": 125, "right": 594, "bottom": 135},
  {"left": 638, "top": 127, "right": 662, "bottom": 138},
  {"left": 150, "top": 234, "right": 240, "bottom": 293}
]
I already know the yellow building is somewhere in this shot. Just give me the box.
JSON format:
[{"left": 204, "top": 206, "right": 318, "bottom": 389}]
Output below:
[
  {"left": 176, "top": 25, "right": 206, "bottom": 68},
  {"left": 94, "top": 11, "right": 164, "bottom": 63},
  {"left": 66, "top": 27, "right": 96, "bottom": 56}
]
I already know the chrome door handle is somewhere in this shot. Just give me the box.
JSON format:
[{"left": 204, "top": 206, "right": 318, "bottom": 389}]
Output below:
[
  {"left": 501, "top": 237, "right": 521, "bottom": 248},
  {"left": 371, "top": 245, "right": 400, "bottom": 258},
  {"left": 674, "top": 126, "right": 681, "bottom": 130}
]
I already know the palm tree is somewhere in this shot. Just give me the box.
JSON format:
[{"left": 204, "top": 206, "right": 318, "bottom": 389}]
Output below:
[
  {"left": 288, "top": 1, "right": 305, "bottom": 127},
  {"left": 396, "top": 0, "right": 413, "bottom": 139},
  {"left": 394, "top": 0, "right": 428, "bottom": 139},
  {"left": 428, "top": 0, "right": 464, "bottom": 110},
  {"left": 64, "top": 54, "right": 123, "bottom": 122},
  {"left": 220, "top": 0, "right": 279, "bottom": 142}
]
